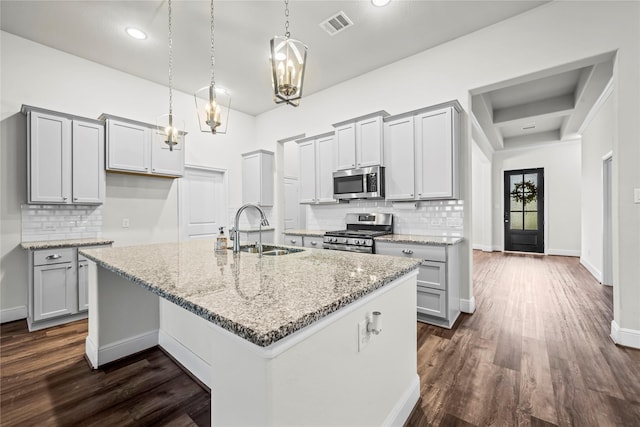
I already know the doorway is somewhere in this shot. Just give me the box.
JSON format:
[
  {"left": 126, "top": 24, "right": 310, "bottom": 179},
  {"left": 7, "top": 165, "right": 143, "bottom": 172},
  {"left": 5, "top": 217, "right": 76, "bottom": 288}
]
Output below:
[
  {"left": 504, "top": 168, "right": 544, "bottom": 253},
  {"left": 602, "top": 154, "right": 613, "bottom": 285},
  {"left": 178, "top": 166, "right": 228, "bottom": 240}
]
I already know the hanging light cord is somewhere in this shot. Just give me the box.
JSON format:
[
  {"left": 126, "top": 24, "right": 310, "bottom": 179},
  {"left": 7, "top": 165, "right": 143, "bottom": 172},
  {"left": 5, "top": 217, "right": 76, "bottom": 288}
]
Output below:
[
  {"left": 284, "top": 0, "right": 290, "bottom": 38},
  {"left": 210, "top": 0, "right": 215, "bottom": 88},
  {"left": 168, "top": 0, "right": 174, "bottom": 117}
]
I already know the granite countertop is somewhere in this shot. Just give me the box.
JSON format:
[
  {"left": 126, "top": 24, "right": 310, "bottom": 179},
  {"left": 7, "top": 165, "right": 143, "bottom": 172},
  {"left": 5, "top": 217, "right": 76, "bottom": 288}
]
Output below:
[
  {"left": 21, "top": 238, "right": 114, "bottom": 250},
  {"left": 376, "top": 234, "right": 463, "bottom": 246},
  {"left": 80, "top": 240, "right": 419, "bottom": 347},
  {"left": 283, "top": 229, "right": 328, "bottom": 237}
]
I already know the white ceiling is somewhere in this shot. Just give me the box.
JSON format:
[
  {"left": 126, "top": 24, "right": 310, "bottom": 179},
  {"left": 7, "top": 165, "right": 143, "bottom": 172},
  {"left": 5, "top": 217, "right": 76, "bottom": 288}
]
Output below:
[
  {"left": 471, "top": 53, "right": 615, "bottom": 151},
  {"left": 0, "top": 0, "right": 547, "bottom": 116}
]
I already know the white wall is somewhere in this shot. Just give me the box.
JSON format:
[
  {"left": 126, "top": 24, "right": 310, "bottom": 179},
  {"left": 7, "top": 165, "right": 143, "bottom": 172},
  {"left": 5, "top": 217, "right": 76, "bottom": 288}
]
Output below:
[
  {"left": 0, "top": 32, "right": 256, "bottom": 314},
  {"left": 471, "top": 141, "right": 492, "bottom": 251},
  {"left": 491, "top": 141, "right": 582, "bottom": 255},
  {"left": 580, "top": 90, "right": 614, "bottom": 282}
]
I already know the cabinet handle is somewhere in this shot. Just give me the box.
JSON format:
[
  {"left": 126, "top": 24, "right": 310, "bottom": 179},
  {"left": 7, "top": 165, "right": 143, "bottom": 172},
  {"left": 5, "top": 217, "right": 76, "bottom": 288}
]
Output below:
[
  {"left": 410, "top": 194, "right": 414, "bottom": 197},
  {"left": 290, "top": 239, "right": 297, "bottom": 244},
  {"left": 402, "top": 249, "right": 414, "bottom": 255},
  {"left": 78, "top": 264, "right": 84, "bottom": 268},
  {"left": 46, "top": 254, "right": 62, "bottom": 260},
  {"left": 74, "top": 197, "right": 78, "bottom": 201},
  {"left": 67, "top": 265, "right": 72, "bottom": 269},
  {"left": 311, "top": 241, "right": 317, "bottom": 246},
  {"left": 63, "top": 197, "right": 68, "bottom": 201}
]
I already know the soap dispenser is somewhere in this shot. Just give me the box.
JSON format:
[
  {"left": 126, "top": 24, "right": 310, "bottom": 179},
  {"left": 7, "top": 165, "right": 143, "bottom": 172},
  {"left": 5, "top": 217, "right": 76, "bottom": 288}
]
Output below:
[{"left": 215, "top": 227, "right": 227, "bottom": 253}]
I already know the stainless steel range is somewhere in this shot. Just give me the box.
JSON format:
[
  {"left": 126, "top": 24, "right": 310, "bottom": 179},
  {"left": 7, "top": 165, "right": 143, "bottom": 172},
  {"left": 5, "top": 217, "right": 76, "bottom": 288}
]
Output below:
[{"left": 323, "top": 213, "right": 393, "bottom": 254}]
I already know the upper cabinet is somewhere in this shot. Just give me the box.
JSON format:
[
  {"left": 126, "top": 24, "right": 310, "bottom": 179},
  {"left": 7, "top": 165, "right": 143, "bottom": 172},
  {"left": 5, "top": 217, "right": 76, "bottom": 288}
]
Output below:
[
  {"left": 23, "top": 105, "right": 105, "bottom": 205},
  {"left": 296, "top": 132, "right": 336, "bottom": 204},
  {"left": 242, "top": 150, "right": 274, "bottom": 206},
  {"left": 384, "top": 101, "right": 461, "bottom": 201},
  {"left": 100, "top": 114, "right": 185, "bottom": 178},
  {"left": 333, "top": 111, "right": 388, "bottom": 170}
]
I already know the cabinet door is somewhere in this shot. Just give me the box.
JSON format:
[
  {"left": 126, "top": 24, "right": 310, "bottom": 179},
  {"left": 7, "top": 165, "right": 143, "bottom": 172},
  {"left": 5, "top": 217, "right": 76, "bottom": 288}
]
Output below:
[
  {"left": 415, "top": 107, "right": 454, "bottom": 199},
  {"left": 418, "top": 261, "right": 446, "bottom": 291},
  {"left": 417, "top": 287, "right": 447, "bottom": 319},
  {"left": 303, "top": 236, "right": 322, "bottom": 249},
  {"left": 298, "top": 140, "right": 317, "bottom": 203},
  {"left": 315, "top": 135, "right": 336, "bottom": 203},
  {"left": 384, "top": 116, "right": 415, "bottom": 200},
  {"left": 106, "top": 120, "right": 149, "bottom": 173},
  {"left": 77, "top": 260, "right": 89, "bottom": 312},
  {"left": 356, "top": 116, "right": 384, "bottom": 168},
  {"left": 33, "top": 263, "right": 76, "bottom": 321},
  {"left": 242, "top": 152, "right": 262, "bottom": 205},
  {"left": 334, "top": 123, "right": 356, "bottom": 170},
  {"left": 72, "top": 120, "right": 105, "bottom": 204},
  {"left": 151, "top": 129, "right": 184, "bottom": 177},
  {"left": 29, "top": 111, "right": 71, "bottom": 203},
  {"left": 283, "top": 234, "right": 304, "bottom": 247}
]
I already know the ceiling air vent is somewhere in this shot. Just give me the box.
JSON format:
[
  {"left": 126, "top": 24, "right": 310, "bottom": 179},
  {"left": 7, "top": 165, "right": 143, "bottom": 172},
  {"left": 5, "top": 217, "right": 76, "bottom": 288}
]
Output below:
[{"left": 320, "top": 11, "right": 354, "bottom": 36}]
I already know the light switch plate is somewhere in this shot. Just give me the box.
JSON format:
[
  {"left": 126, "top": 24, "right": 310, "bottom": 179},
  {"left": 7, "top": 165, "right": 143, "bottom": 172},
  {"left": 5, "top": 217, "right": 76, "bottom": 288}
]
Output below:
[
  {"left": 121, "top": 218, "right": 130, "bottom": 228},
  {"left": 634, "top": 188, "right": 640, "bottom": 204}
]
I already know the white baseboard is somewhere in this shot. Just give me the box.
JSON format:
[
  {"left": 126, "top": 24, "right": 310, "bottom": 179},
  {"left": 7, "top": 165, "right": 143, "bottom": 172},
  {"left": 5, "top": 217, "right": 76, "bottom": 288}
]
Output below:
[
  {"left": 87, "top": 330, "right": 158, "bottom": 368},
  {"left": 158, "top": 329, "right": 212, "bottom": 389},
  {"left": 580, "top": 257, "right": 603, "bottom": 283},
  {"left": 383, "top": 374, "right": 420, "bottom": 427},
  {"left": 492, "top": 245, "right": 503, "bottom": 252},
  {"left": 460, "top": 297, "right": 476, "bottom": 314},
  {"left": 610, "top": 320, "right": 640, "bottom": 349},
  {"left": 547, "top": 249, "right": 581, "bottom": 257},
  {"left": 472, "top": 244, "right": 493, "bottom": 252},
  {"left": 1, "top": 305, "right": 27, "bottom": 323}
]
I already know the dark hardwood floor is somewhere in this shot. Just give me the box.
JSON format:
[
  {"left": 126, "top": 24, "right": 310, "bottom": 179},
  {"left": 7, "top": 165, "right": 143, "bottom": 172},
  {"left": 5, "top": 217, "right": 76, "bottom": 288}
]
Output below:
[
  {"left": 408, "top": 251, "right": 640, "bottom": 427},
  {"left": 1, "top": 251, "right": 639, "bottom": 426}
]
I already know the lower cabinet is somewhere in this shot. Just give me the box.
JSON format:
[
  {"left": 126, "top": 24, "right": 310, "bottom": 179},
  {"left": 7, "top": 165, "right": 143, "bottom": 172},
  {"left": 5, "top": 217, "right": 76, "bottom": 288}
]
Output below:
[
  {"left": 28, "top": 244, "right": 110, "bottom": 331},
  {"left": 375, "top": 241, "right": 461, "bottom": 328},
  {"left": 283, "top": 234, "right": 304, "bottom": 247},
  {"left": 282, "top": 233, "right": 324, "bottom": 248}
]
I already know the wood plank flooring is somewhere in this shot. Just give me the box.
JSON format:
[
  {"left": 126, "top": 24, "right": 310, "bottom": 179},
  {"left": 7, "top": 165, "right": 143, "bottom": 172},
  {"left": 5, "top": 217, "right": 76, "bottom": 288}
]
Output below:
[
  {"left": 1, "top": 251, "right": 638, "bottom": 426},
  {"left": 407, "top": 251, "right": 640, "bottom": 427}
]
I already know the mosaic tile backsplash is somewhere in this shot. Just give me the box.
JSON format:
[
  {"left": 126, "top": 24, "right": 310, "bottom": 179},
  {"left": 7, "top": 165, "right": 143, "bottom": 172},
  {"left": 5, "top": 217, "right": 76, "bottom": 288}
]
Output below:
[
  {"left": 305, "top": 199, "right": 464, "bottom": 237},
  {"left": 21, "top": 204, "right": 103, "bottom": 242}
]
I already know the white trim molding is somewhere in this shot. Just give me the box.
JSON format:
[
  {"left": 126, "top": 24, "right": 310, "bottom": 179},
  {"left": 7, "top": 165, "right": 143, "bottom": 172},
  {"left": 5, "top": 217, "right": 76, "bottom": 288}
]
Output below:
[
  {"left": 158, "top": 330, "right": 212, "bottom": 389},
  {"left": 0, "top": 305, "right": 27, "bottom": 324},
  {"left": 472, "top": 244, "right": 493, "bottom": 252},
  {"left": 460, "top": 297, "right": 476, "bottom": 314},
  {"left": 547, "top": 249, "right": 581, "bottom": 257},
  {"left": 610, "top": 321, "right": 640, "bottom": 349},
  {"left": 86, "top": 330, "right": 158, "bottom": 369},
  {"left": 580, "top": 257, "right": 603, "bottom": 283},
  {"left": 383, "top": 374, "right": 420, "bottom": 427}
]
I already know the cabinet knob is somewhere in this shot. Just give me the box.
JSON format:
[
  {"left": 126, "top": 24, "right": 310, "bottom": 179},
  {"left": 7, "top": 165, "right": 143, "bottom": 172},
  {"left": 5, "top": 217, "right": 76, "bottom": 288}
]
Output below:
[
  {"left": 402, "top": 249, "right": 414, "bottom": 255},
  {"left": 74, "top": 197, "right": 78, "bottom": 201},
  {"left": 67, "top": 265, "right": 72, "bottom": 269},
  {"left": 290, "top": 239, "right": 296, "bottom": 244},
  {"left": 311, "top": 241, "right": 317, "bottom": 246},
  {"left": 78, "top": 264, "right": 84, "bottom": 268},
  {"left": 410, "top": 194, "right": 414, "bottom": 197},
  {"left": 63, "top": 197, "right": 68, "bottom": 201}
]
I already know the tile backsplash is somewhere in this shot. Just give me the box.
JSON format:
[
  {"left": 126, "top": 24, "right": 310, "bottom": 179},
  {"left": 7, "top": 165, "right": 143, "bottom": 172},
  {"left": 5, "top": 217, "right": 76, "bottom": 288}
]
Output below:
[
  {"left": 305, "top": 199, "right": 463, "bottom": 237},
  {"left": 21, "top": 204, "right": 103, "bottom": 242}
]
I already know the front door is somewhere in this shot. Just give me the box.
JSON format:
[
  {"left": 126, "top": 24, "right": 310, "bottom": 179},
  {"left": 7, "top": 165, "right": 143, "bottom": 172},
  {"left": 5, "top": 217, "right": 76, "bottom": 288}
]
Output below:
[{"left": 504, "top": 168, "right": 544, "bottom": 253}]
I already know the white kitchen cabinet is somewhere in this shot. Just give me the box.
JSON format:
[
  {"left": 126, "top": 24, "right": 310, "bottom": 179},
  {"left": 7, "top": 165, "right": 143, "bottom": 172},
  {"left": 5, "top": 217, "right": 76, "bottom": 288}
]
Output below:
[
  {"left": 415, "top": 104, "right": 460, "bottom": 200},
  {"left": 302, "top": 235, "right": 323, "bottom": 249},
  {"left": 333, "top": 111, "right": 388, "bottom": 171},
  {"left": 283, "top": 234, "right": 304, "bottom": 247},
  {"left": 383, "top": 101, "right": 461, "bottom": 201},
  {"left": 296, "top": 132, "right": 336, "bottom": 204},
  {"left": 242, "top": 150, "right": 274, "bottom": 206},
  {"left": 375, "top": 240, "right": 461, "bottom": 328},
  {"left": 383, "top": 115, "right": 415, "bottom": 200},
  {"left": 23, "top": 105, "right": 105, "bottom": 205},
  {"left": 27, "top": 243, "right": 111, "bottom": 331},
  {"left": 102, "top": 114, "right": 185, "bottom": 178}
]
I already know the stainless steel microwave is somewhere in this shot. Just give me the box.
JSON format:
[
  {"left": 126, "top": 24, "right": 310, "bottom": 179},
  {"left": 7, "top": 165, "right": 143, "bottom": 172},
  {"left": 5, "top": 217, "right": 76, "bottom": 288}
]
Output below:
[{"left": 333, "top": 166, "right": 385, "bottom": 200}]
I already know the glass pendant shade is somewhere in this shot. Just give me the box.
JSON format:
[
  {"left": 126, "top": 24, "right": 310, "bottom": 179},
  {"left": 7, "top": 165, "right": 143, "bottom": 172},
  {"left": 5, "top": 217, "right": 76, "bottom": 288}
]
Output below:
[
  {"left": 194, "top": 85, "right": 231, "bottom": 134},
  {"left": 270, "top": 35, "right": 307, "bottom": 107},
  {"left": 156, "top": 113, "right": 184, "bottom": 151}
]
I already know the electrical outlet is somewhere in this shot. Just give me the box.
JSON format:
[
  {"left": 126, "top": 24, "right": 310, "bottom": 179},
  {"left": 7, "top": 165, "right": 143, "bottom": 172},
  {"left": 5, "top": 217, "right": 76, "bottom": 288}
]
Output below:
[
  {"left": 121, "top": 218, "right": 130, "bottom": 228},
  {"left": 358, "top": 319, "right": 370, "bottom": 352},
  {"left": 634, "top": 188, "right": 640, "bottom": 204}
]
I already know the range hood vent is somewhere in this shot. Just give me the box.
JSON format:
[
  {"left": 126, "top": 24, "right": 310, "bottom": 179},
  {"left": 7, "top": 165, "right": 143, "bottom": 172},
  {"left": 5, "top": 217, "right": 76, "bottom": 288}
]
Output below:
[{"left": 320, "top": 11, "right": 353, "bottom": 36}]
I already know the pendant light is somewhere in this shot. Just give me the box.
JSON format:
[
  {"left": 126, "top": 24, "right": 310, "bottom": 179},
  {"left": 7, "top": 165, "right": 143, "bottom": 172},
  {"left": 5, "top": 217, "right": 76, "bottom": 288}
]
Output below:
[
  {"left": 157, "top": 0, "right": 184, "bottom": 151},
  {"left": 270, "top": 0, "right": 308, "bottom": 107},
  {"left": 194, "top": 0, "right": 230, "bottom": 134}
]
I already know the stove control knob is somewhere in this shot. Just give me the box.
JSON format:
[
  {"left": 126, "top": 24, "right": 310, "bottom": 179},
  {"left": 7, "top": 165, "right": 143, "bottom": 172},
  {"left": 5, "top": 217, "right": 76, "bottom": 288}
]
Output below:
[{"left": 354, "top": 239, "right": 361, "bottom": 245}]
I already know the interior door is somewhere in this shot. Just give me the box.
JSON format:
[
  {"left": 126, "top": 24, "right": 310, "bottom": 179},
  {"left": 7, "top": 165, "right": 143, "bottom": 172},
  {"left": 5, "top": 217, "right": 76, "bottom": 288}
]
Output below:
[
  {"left": 179, "top": 166, "right": 227, "bottom": 240},
  {"left": 284, "top": 177, "right": 300, "bottom": 230},
  {"left": 504, "top": 168, "right": 544, "bottom": 253}
]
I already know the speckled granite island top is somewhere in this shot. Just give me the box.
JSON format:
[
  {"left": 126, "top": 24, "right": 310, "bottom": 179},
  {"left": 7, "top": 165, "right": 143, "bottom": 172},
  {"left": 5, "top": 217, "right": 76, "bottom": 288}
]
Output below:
[
  {"left": 21, "top": 238, "right": 114, "bottom": 250},
  {"left": 80, "top": 240, "right": 420, "bottom": 347},
  {"left": 376, "top": 234, "right": 463, "bottom": 246}
]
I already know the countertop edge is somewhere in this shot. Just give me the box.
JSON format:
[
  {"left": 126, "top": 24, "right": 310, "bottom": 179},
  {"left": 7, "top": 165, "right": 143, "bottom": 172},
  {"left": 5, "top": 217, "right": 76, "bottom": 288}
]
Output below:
[
  {"left": 21, "top": 239, "right": 115, "bottom": 250},
  {"left": 375, "top": 235, "right": 464, "bottom": 246}
]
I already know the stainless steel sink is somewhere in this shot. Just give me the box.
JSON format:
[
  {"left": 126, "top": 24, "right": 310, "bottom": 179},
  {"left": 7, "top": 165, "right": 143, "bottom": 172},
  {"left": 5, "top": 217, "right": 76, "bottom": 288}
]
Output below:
[
  {"left": 234, "top": 244, "right": 303, "bottom": 256},
  {"left": 262, "top": 249, "right": 291, "bottom": 256}
]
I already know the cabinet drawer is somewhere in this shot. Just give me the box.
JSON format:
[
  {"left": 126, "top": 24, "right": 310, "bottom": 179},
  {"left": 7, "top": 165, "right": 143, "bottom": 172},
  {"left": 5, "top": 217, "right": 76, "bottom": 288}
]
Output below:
[
  {"left": 375, "top": 241, "right": 446, "bottom": 262},
  {"left": 283, "top": 234, "right": 304, "bottom": 247},
  {"left": 417, "top": 287, "right": 446, "bottom": 319},
  {"left": 418, "top": 261, "right": 446, "bottom": 291},
  {"left": 33, "top": 248, "right": 75, "bottom": 266},
  {"left": 303, "top": 236, "right": 322, "bottom": 248}
]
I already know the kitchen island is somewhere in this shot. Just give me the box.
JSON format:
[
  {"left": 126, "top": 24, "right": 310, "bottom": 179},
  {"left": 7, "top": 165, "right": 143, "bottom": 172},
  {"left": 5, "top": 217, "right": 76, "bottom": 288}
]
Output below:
[{"left": 80, "top": 239, "right": 420, "bottom": 426}]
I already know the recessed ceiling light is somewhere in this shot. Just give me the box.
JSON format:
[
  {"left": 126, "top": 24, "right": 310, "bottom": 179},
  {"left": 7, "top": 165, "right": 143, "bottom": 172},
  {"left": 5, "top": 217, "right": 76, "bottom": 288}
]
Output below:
[
  {"left": 126, "top": 27, "right": 147, "bottom": 40},
  {"left": 371, "top": 0, "right": 391, "bottom": 7}
]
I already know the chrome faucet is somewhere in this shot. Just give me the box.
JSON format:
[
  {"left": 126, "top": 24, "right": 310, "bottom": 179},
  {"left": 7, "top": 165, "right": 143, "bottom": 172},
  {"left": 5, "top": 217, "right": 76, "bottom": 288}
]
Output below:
[{"left": 231, "top": 203, "right": 270, "bottom": 257}]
